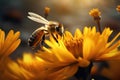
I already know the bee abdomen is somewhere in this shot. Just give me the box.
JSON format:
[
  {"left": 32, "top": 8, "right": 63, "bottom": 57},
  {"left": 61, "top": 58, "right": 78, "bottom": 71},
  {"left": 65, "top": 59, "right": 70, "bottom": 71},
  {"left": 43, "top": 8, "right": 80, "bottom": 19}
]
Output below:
[{"left": 28, "top": 35, "right": 36, "bottom": 47}]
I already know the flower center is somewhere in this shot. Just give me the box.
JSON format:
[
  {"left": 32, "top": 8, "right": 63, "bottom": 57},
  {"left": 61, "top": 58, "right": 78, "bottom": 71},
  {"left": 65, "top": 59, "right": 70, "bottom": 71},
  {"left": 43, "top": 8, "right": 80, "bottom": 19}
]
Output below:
[{"left": 64, "top": 38, "right": 83, "bottom": 58}]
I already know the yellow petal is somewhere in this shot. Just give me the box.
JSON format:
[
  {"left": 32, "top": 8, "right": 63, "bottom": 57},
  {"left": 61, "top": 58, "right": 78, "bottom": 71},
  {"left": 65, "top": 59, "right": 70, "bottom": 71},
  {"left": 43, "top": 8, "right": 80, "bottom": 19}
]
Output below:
[
  {"left": 7, "top": 59, "right": 33, "bottom": 79},
  {"left": 98, "top": 49, "right": 120, "bottom": 60},
  {"left": 4, "top": 39, "right": 21, "bottom": 57},
  {"left": 91, "top": 27, "right": 96, "bottom": 35},
  {"left": 1, "top": 31, "right": 20, "bottom": 54},
  {"left": 105, "top": 40, "right": 120, "bottom": 53},
  {"left": 74, "top": 28, "right": 82, "bottom": 39},
  {"left": 0, "top": 30, "right": 13, "bottom": 53},
  {"left": 46, "top": 63, "right": 78, "bottom": 80},
  {"left": 107, "top": 32, "right": 120, "bottom": 47},
  {"left": 64, "top": 31, "right": 73, "bottom": 40},
  {"left": 36, "top": 51, "right": 59, "bottom": 62},
  {"left": 0, "top": 30, "right": 5, "bottom": 52},
  {"left": 83, "top": 27, "right": 89, "bottom": 36},
  {"left": 83, "top": 37, "right": 95, "bottom": 60}
]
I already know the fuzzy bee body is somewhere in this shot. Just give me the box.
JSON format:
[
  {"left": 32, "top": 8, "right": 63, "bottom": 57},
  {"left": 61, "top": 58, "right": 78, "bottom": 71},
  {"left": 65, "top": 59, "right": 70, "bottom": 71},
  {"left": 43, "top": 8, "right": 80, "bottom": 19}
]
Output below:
[
  {"left": 28, "top": 27, "right": 46, "bottom": 48},
  {"left": 28, "top": 12, "right": 64, "bottom": 49}
]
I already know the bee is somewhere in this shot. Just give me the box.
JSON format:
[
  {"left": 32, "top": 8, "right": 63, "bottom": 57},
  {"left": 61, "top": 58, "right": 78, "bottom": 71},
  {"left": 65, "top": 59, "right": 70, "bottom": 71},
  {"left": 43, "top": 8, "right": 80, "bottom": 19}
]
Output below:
[{"left": 28, "top": 12, "right": 64, "bottom": 49}]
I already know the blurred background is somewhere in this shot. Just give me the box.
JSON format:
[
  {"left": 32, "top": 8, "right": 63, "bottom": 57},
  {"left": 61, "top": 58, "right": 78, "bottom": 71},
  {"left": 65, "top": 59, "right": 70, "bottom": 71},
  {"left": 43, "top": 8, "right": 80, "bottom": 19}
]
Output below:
[{"left": 0, "top": 0, "right": 120, "bottom": 80}]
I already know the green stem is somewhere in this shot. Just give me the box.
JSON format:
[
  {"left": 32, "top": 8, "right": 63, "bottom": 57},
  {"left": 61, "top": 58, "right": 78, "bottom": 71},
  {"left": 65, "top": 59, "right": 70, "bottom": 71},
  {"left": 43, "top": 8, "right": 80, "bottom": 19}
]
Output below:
[
  {"left": 96, "top": 20, "right": 102, "bottom": 33},
  {"left": 94, "top": 16, "right": 102, "bottom": 33}
]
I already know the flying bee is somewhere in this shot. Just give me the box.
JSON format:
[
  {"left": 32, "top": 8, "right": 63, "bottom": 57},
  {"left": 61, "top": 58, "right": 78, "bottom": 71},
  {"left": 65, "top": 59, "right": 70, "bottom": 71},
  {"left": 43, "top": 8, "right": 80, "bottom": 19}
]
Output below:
[{"left": 28, "top": 12, "right": 64, "bottom": 49}]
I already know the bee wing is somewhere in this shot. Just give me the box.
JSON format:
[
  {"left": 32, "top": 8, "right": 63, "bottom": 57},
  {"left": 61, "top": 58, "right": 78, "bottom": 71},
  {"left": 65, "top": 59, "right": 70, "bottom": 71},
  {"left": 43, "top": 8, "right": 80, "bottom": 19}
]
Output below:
[
  {"left": 28, "top": 16, "right": 48, "bottom": 24},
  {"left": 28, "top": 12, "right": 49, "bottom": 24}
]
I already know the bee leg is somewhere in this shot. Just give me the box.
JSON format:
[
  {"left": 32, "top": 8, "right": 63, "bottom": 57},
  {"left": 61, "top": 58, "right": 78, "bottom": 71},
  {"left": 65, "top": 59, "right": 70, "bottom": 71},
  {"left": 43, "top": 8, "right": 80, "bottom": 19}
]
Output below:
[
  {"left": 56, "top": 34, "right": 58, "bottom": 39},
  {"left": 51, "top": 33, "right": 58, "bottom": 43},
  {"left": 38, "top": 34, "right": 45, "bottom": 50},
  {"left": 41, "top": 34, "right": 45, "bottom": 45}
]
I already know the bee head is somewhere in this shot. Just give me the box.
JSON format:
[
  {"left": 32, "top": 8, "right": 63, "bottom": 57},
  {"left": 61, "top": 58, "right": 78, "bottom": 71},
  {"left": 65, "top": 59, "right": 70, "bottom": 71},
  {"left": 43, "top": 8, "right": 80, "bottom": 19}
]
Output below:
[
  {"left": 47, "top": 21, "right": 64, "bottom": 36},
  {"left": 55, "top": 23, "right": 64, "bottom": 36}
]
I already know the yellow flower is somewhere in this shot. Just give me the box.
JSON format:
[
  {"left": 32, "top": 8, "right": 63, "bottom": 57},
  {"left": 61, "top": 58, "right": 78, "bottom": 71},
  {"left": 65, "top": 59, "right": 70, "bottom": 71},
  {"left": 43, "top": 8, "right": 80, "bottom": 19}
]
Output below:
[
  {"left": 89, "top": 8, "right": 101, "bottom": 18},
  {"left": 17, "top": 53, "right": 47, "bottom": 80},
  {"left": 1, "top": 57, "right": 34, "bottom": 80},
  {"left": 64, "top": 27, "right": 120, "bottom": 61},
  {"left": 0, "top": 29, "right": 21, "bottom": 79},
  {"left": 1, "top": 53, "right": 46, "bottom": 80},
  {"left": 116, "top": 5, "right": 120, "bottom": 12},
  {"left": 35, "top": 27, "right": 120, "bottom": 79},
  {"left": 0, "top": 29, "right": 21, "bottom": 60},
  {"left": 36, "top": 39, "right": 81, "bottom": 80},
  {"left": 89, "top": 8, "right": 101, "bottom": 33}
]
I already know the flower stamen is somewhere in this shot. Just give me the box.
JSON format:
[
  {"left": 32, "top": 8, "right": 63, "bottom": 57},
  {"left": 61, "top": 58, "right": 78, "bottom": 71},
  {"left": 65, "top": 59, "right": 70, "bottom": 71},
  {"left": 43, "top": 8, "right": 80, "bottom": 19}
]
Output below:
[{"left": 89, "top": 8, "right": 102, "bottom": 33}]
